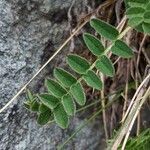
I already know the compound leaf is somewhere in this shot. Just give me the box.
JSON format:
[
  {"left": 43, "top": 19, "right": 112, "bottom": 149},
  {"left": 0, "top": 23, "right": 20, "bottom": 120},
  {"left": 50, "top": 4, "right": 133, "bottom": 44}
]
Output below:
[
  {"left": 96, "top": 55, "right": 115, "bottom": 77},
  {"left": 62, "top": 94, "right": 76, "bottom": 116},
  {"left": 111, "top": 40, "right": 134, "bottom": 58},
  {"left": 67, "top": 54, "right": 90, "bottom": 74},
  {"left": 37, "top": 110, "right": 52, "bottom": 125},
  {"left": 83, "top": 70, "right": 103, "bottom": 90},
  {"left": 90, "top": 18, "right": 119, "bottom": 41},
  {"left": 45, "top": 79, "right": 66, "bottom": 98},
  {"left": 70, "top": 82, "right": 86, "bottom": 106},
  {"left": 83, "top": 33, "right": 104, "bottom": 56},
  {"left": 54, "top": 68, "right": 77, "bottom": 88},
  {"left": 38, "top": 94, "right": 59, "bottom": 109},
  {"left": 53, "top": 104, "right": 69, "bottom": 129}
]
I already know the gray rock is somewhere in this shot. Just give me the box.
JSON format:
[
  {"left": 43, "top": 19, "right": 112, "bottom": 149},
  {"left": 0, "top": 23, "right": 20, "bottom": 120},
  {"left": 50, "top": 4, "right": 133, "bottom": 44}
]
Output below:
[{"left": 0, "top": 0, "right": 104, "bottom": 149}]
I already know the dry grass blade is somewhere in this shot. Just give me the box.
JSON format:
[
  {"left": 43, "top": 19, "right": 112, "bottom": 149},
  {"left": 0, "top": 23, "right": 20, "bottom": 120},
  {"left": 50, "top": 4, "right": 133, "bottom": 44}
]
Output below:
[
  {"left": 107, "top": 73, "right": 150, "bottom": 150},
  {"left": 121, "top": 73, "right": 150, "bottom": 123},
  {"left": 121, "top": 86, "right": 150, "bottom": 150}
]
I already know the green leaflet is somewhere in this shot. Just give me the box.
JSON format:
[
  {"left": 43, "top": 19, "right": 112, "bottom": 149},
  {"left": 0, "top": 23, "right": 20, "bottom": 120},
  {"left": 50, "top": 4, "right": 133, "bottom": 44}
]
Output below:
[
  {"left": 26, "top": 89, "right": 34, "bottom": 101},
  {"left": 90, "top": 18, "right": 119, "bottom": 41},
  {"left": 134, "top": 23, "right": 144, "bottom": 32},
  {"left": 146, "top": 2, "right": 150, "bottom": 10},
  {"left": 128, "top": 17, "right": 143, "bottom": 27},
  {"left": 38, "top": 94, "right": 59, "bottom": 109},
  {"left": 45, "top": 79, "right": 66, "bottom": 98},
  {"left": 25, "top": 90, "right": 37, "bottom": 111},
  {"left": 83, "top": 33, "right": 104, "bottom": 56},
  {"left": 62, "top": 94, "right": 76, "bottom": 116},
  {"left": 37, "top": 110, "right": 52, "bottom": 125},
  {"left": 31, "top": 100, "right": 40, "bottom": 112},
  {"left": 39, "top": 103, "right": 50, "bottom": 113},
  {"left": 70, "top": 82, "right": 86, "bottom": 106},
  {"left": 24, "top": 101, "right": 31, "bottom": 110},
  {"left": 83, "top": 70, "right": 103, "bottom": 90},
  {"left": 144, "top": 11, "right": 150, "bottom": 23},
  {"left": 126, "top": 7, "right": 145, "bottom": 18},
  {"left": 54, "top": 68, "right": 77, "bottom": 88},
  {"left": 111, "top": 40, "right": 134, "bottom": 58},
  {"left": 127, "top": 0, "right": 149, "bottom": 8},
  {"left": 142, "top": 23, "right": 150, "bottom": 34},
  {"left": 67, "top": 54, "right": 90, "bottom": 74},
  {"left": 95, "top": 55, "right": 115, "bottom": 77},
  {"left": 53, "top": 104, "right": 69, "bottom": 129}
]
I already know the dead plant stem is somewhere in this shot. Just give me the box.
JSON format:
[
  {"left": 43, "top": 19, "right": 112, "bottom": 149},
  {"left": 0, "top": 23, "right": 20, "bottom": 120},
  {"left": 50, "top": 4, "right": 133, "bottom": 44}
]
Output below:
[{"left": 121, "top": 87, "right": 150, "bottom": 150}]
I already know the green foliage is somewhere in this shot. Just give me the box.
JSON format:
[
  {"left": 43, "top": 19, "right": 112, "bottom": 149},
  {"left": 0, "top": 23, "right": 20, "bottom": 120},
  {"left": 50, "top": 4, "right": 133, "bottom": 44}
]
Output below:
[
  {"left": 96, "top": 55, "right": 115, "bottom": 77},
  {"left": 128, "top": 17, "right": 143, "bottom": 27},
  {"left": 143, "top": 23, "right": 150, "bottom": 33},
  {"left": 38, "top": 94, "right": 59, "bottom": 109},
  {"left": 70, "top": 82, "right": 86, "bottom": 106},
  {"left": 127, "top": 0, "right": 149, "bottom": 8},
  {"left": 67, "top": 54, "right": 90, "bottom": 74},
  {"left": 126, "top": 0, "right": 150, "bottom": 34},
  {"left": 39, "top": 103, "right": 50, "bottom": 113},
  {"left": 24, "top": 90, "right": 40, "bottom": 112},
  {"left": 24, "top": 17, "right": 134, "bottom": 128},
  {"left": 62, "top": 94, "right": 76, "bottom": 116},
  {"left": 53, "top": 104, "right": 69, "bottom": 129},
  {"left": 54, "top": 68, "right": 76, "bottom": 87},
  {"left": 126, "top": 7, "right": 145, "bottom": 18},
  {"left": 37, "top": 110, "right": 52, "bottom": 125},
  {"left": 83, "top": 70, "right": 102, "bottom": 90},
  {"left": 144, "top": 11, "right": 150, "bottom": 23},
  {"left": 26, "top": 89, "right": 34, "bottom": 101},
  {"left": 24, "top": 102, "right": 30, "bottom": 110},
  {"left": 30, "top": 100, "right": 40, "bottom": 112},
  {"left": 83, "top": 33, "right": 104, "bottom": 56},
  {"left": 146, "top": 3, "right": 150, "bottom": 10},
  {"left": 45, "top": 79, "right": 66, "bottom": 98},
  {"left": 90, "top": 18, "right": 119, "bottom": 40},
  {"left": 111, "top": 40, "right": 134, "bottom": 58}
]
